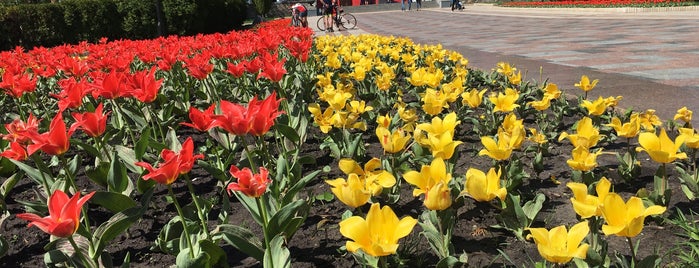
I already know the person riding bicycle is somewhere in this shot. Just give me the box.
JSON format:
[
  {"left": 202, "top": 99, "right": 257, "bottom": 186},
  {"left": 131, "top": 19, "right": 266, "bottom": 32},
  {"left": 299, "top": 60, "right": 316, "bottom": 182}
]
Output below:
[{"left": 290, "top": 3, "right": 308, "bottom": 27}]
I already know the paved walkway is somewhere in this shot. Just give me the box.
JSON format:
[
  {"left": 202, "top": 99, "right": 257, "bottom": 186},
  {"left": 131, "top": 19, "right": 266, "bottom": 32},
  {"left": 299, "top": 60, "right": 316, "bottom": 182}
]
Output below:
[{"left": 311, "top": 4, "right": 699, "bottom": 124}]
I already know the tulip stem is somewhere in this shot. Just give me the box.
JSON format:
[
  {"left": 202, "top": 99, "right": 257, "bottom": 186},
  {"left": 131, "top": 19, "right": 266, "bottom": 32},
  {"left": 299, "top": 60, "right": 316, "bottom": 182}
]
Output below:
[
  {"left": 661, "top": 163, "right": 667, "bottom": 196},
  {"left": 168, "top": 185, "right": 195, "bottom": 258},
  {"left": 67, "top": 235, "right": 92, "bottom": 268},
  {"left": 240, "top": 137, "right": 258, "bottom": 172},
  {"left": 626, "top": 237, "right": 637, "bottom": 264},
  {"left": 30, "top": 154, "right": 52, "bottom": 196},
  {"left": 184, "top": 175, "right": 211, "bottom": 240},
  {"left": 256, "top": 196, "right": 273, "bottom": 267}
]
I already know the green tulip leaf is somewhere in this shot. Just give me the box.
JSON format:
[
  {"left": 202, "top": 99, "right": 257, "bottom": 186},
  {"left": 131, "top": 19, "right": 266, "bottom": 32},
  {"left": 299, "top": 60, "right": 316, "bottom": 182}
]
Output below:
[
  {"left": 176, "top": 247, "right": 210, "bottom": 268},
  {"left": 134, "top": 127, "right": 152, "bottom": 159},
  {"left": 263, "top": 234, "right": 290, "bottom": 268},
  {"left": 214, "top": 224, "right": 264, "bottom": 261},
  {"left": 90, "top": 191, "right": 137, "bottom": 213},
  {"left": 91, "top": 188, "right": 152, "bottom": 258},
  {"left": 10, "top": 159, "right": 54, "bottom": 187}
]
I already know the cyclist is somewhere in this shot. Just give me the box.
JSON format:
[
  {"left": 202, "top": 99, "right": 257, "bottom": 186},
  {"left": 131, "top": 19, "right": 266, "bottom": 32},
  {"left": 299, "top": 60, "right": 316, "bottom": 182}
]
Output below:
[
  {"left": 290, "top": 3, "right": 308, "bottom": 27},
  {"left": 322, "top": 0, "right": 334, "bottom": 32}
]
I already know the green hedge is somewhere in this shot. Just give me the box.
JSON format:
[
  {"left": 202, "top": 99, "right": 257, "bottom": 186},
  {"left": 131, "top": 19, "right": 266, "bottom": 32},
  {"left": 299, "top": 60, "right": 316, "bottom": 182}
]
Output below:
[{"left": 0, "top": 0, "right": 247, "bottom": 51}]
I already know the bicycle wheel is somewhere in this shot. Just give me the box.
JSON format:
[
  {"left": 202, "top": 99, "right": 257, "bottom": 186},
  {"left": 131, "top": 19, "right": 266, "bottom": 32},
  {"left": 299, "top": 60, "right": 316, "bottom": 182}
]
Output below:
[
  {"left": 339, "top": 13, "right": 357, "bottom": 29},
  {"left": 316, "top": 16, "right": 326, "bottom": 31}
]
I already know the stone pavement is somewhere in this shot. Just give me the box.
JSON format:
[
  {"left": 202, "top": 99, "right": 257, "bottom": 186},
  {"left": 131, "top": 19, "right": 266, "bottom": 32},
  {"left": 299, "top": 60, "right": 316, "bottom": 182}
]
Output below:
[{"left": 310, "top": 4, "right": 699, "bottom": 124}]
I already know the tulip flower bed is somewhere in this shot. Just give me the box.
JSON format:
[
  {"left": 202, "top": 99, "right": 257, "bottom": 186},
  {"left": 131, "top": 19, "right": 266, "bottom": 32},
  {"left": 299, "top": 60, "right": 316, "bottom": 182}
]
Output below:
[
  {"left": 1, "top": 19, "right": 698, "bottom": 267},
  {"left": 500, "top": 0, "right": 695, "bottom": 8}
]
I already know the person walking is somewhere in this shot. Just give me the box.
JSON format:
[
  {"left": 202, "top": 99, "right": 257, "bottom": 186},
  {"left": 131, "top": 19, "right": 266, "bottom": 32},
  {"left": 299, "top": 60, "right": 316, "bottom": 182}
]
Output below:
[{"left": 415, "top": 0, "right": 421, "bottom": 10}]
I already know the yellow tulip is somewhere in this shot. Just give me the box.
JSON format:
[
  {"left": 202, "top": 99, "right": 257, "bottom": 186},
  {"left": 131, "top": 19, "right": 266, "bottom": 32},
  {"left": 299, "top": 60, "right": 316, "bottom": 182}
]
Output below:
[
  {"left": 308, "top": 103, "right": 335, "bottom": 133},
  {"left": 442, "top": 77, "right": 464, "bottom": 103},
  {"left": 316, "top": 72, "right": 334, "bottom": 88},
  {"left": 376, "top": 127, "right": 411, "bottom": 154},
  {"left": 558, "top": 117, "right": 601, "bottom": 149},
  {"left": 421, "top": 88, "right": 448, "bottom": 116},
  {"left": 376, "top": 114, "right": 391, "bottom": 129},
  {"left": 489, "top": 88, "right": 520, "bottom": 113},
  {"left": 461, "top": 88, "right": 487, "bottom": 109},
  {"left": 347, "top": 100, "right": 373, "bottom": 114},
  {"left": 567, "top": 177, "right": 611, "bottom": 218},
  {"left": 339, "top": 203, "right": 417, "bottom": 257},
  {"left": 679, "top": 128, "right": 699, "bottom": 149},
  {"left": 462, "top": 167, "right": 507, "bottom": 202},
  {"left": 528, "top": 96, "right": 553, "bottom": 111},
  {"left": 326, "top": 174, "right": 371, "bottom": 208},
  {"left": 580, "top": 96, "right": 609, "bottom": 116},
  {"left": 528, "top": 128, "right": 548, "bottom": 145},
  {"left": 575, "top": 75, "right": 598, "bottom": 92},
  {"left": 600, "top": 193, "right": 666, "bottom": 237},
  {"left": 403, "top": 158, "right": 453, "bottom": 210},
  {"left": 605, "top": 113, "right": 641, "bottom": 138},
  {"left": 478, "top": 135, "right": 514, "bottom": 161},
  {"left": 351, "top": 65, "right": 366, "bottom": 81},
  {"left": 397, "top": 106, "right": 417, "bottom": 124},
  {"left": 567, "top": 146, "right": 602, "bottom": 172},
  {"left": 639, "top": 109, "right": 663, "bottom": 131},
  {"left": 526, "top": 221, "right": 590, "bottom": 264},
  {"left": 674, "top": 106, "right": 693, "bottom": 124},
  {"left": 339, "top": 158, "right": 396, "bottom": 196},
  {"left": 604, "top": 96, "right": 623, "bottom": 108},
  {"left": 425, "top": 132, "right": 462, "bottom": 160},
  {"left": 508, "top": 70, "right": 522, "bottom": 85},
  {"left": 496, "top": 62, "right": 516, "bottom": 77},
  {"left": 636, "top": 128, "right": 687, "bottom": 164},
  {"left": 501, "top": 113, "right": 523, "bottom": 135},
  {"left": 424, "top": 182, "right": 453, "bottom": 211},
  {"left": 416, "top": 112, "right": 460, "bottom": 137},
  {"left": 542, "top": 83, "right": 561, "bottom": 100},
  {"left": 498, "top": 127, "right": 525, "bottom": 150}
]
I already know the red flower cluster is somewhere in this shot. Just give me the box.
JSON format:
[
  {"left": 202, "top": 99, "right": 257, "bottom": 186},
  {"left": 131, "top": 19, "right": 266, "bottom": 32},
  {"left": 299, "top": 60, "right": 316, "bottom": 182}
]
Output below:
[
  {"left": 16, "top": 190, "right": 95, "bottom": 238},
  {"left": 227, "top": 166, "right": 270, "bottom": 198},
  {"left": 135, "top": 137, "right": 204, "bottom": 185},
  {"left": 182, "top": 92, "right": 283, "bottom": 136}
]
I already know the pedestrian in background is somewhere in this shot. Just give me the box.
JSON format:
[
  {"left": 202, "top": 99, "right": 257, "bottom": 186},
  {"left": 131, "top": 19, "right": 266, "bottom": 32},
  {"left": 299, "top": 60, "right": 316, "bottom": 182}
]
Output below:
[{"left": 415, "top": 0, "right": 421, "bottom": 10}]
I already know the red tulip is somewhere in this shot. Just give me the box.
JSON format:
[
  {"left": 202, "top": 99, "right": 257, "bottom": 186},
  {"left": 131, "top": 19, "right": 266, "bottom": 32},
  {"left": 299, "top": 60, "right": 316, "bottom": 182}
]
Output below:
[
  {"left": 2, "top": 114, "right": 39, "bottom": 144},
  {"left": 0, "top": 71, "right": 37, "bottom": 98},
  {"left": 27, "top": 113, "right": 74, "bottom": 156},
  {"left": 248, "top": 91, "right": 283, "bottom": 136},
  {"left": 180, "top": 106, "right": 216, "bottom": 132},
  {"left": 16, "top": 190, "right": 95, "bottom": 237},
  {"left": 128, "top": 68, "right": 162, "bottom": 103},
  {"left": 245, "top": 58, "right": 263, "bottom": 74},
  {"left": 135, "top": 156, "right": 181, "bottom": 185},
  {"left": 226, "top": 61, "right": 246, "bottom": 78},
  {"left": 210, "top": 100, "right": 250, "bottom": 135},
  {"left": 57, "top": 57, "right": 90, "bottom": 78},
  {"left": 183, "top": 53, "right": 214, "bottom": 80},
  {"left": 258, "top": 52, "right": 287, "bottom": 82},
  {"left": 53, "top": 78, "right": 91, "bottom": 112},
  {"left": 160, "top": 137, "right": 204, "bottom": 175},
  {"left": 70, "top": 103, "right": 110, "bottom": 137},
  {"left": 227, "top": 166, "right": 270, "bottom": 198},
  {"left": 135, "top": 136, "right": 203, "bottom": 185},
  {"left": 0, "top": 142, "right": 28, "bottom": 161},
  {"left": 90, "top": 71, "right": 129, "bottom": 100}
]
